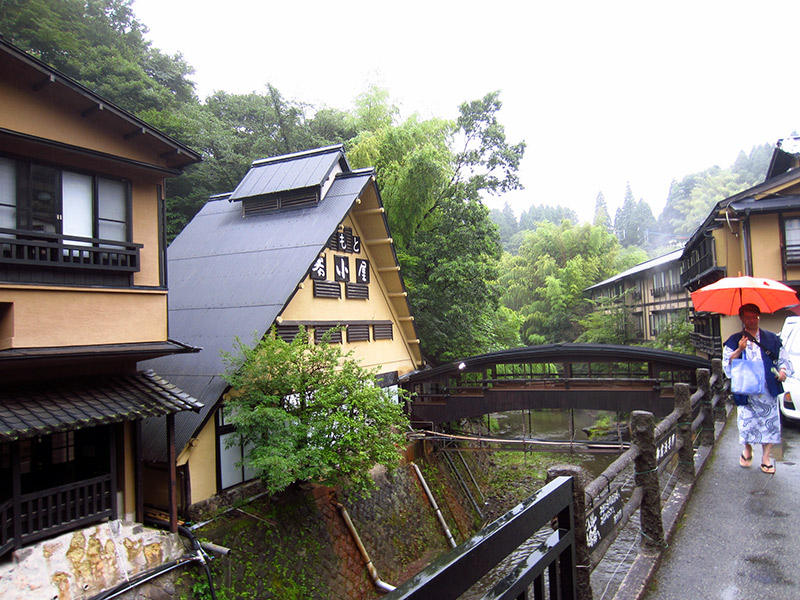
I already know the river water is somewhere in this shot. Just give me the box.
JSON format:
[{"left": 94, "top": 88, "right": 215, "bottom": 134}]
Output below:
[{"left": 461, "top": 409, "right": 643, "bottom": 600}]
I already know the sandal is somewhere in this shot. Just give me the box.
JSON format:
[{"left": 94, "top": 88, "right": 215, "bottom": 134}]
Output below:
[
  {"left": 761, "top": 463, "right": 776, "bottom": 474},
  {"left": 740, "top": 453, "right": 752, "bottom": 468}
]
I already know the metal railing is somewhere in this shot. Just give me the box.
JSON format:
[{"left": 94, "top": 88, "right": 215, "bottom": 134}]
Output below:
[
  {"left": 395, "top": 360, "right": 728, "bottom": 599},
  {"left": 385, "top": 476, "right": 577, "bottom": 600}
]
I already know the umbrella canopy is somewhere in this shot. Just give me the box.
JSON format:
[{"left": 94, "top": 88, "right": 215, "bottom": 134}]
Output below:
[{"left": 691, "top": 276, "right": 799, "bottom": 315}]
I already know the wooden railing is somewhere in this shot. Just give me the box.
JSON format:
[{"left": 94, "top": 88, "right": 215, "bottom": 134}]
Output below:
[
  {"left": 565, "top": 359, "right": 729, "bottom": 598},
  {"left": 0, "top": 497, "right": 13, "bottom": 557},
  {"left": 2, "top": 474, "right": 115, "bottom": 555},
  {"left": 0, "top": 227, "right": 141, "bottom": 272},
  {"left": 385, "top": 476, "right": 577, "bottom": 599},
  {"left": 396, "top": 360, "right": 728, "bottom": 599}
]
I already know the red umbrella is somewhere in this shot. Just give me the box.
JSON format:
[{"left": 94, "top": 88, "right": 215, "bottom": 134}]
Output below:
[{"left": 691, "top": 276, "right": 799, "bottom": 315}]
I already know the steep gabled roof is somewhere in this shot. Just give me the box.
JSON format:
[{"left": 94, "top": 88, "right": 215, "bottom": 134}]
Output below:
[{"left": 141, "top": 158, "right": 394, "bottom": 461}]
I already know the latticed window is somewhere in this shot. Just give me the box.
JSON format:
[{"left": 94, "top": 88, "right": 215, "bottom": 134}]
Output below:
[{"left": 784, "top": 218, "right": 800, "bottom": 265}]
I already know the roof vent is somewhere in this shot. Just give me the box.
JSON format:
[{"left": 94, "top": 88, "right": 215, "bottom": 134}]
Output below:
[{"left": 242, "top": 188, "right": 319, "bottom": 216}]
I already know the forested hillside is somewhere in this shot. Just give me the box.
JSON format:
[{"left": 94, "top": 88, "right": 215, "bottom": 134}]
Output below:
[{"left": 0, "top": 0, "right": 776, "bottom": 361}]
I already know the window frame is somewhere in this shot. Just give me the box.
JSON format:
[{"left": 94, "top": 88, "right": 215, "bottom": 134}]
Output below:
[{"left": 0, "top": 154, "right": 132, "bottom": 243}]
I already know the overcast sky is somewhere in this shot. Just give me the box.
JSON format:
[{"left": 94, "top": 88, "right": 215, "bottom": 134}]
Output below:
[{"left": 133, "top": 0, "right": 800, "bottom": 222}]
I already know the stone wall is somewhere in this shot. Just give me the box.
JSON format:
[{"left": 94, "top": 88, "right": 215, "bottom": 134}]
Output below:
[
  {"left": 0, "top": 521, "right": 186, "bottom": 600},
  {"left": 185, "top": 448, "right": 492, "bottom": 598}
]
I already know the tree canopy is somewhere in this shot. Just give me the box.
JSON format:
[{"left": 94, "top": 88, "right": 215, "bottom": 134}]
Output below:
[{"left": 221, "top": 329, "right": 409, "bottom": 496}]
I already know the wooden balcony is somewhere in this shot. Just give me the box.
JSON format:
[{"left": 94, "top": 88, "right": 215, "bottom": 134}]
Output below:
[
  {"left": 0, "top": 228, "right": 140, "bottom": 271},
  {"left": 0, "top": 474, "right": 115, "bottom": 558}
]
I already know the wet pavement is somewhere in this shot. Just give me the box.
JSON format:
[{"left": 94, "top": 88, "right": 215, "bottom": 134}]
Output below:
[{"left": 642, "top": 412, "right": 800, "bottom": 600}]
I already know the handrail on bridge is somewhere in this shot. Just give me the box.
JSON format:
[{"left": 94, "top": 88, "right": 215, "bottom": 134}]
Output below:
[
  {"left": 394, "top": 359, "right": 730, "bottom": 599},
  {"left": 384, "top": 476, "right": 577, "bottom": 600}
]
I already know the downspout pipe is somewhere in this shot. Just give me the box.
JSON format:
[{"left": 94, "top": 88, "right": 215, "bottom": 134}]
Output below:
[
  {"left": 333, "top": 501, "right": 396, "bottom": 593},
  {"left": 411, "top": 462, "right": 457, "bottom": 549}
]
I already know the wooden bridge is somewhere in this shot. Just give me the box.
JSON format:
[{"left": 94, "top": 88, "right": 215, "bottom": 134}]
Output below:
[
  {"left": 388, "top": 359, "right": 730, "bottom": 599},
  {"left": 403, "top": 344, "right": 711, "bottom": 425}
]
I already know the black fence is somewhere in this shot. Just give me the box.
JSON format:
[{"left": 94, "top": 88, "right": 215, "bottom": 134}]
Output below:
[{"left": 385, "top": 476, "right": 576, "bottom": 600}]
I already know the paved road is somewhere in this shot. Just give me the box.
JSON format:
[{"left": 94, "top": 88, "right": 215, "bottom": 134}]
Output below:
[{"left": 642, "top": 412, "right": 800, "bottom": 600}]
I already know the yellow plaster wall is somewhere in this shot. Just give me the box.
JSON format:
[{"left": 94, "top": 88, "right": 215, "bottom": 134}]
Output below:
[
  {"left": 130, "top": 180, "right": 163, "bottom": 288},
  {"left": 278, "top": 213, "right": 419, "bottom": 376},
  {"left": 0, "top": 77, "right": 158, "bottom": 166},
  {"left": 0, "top": 287, "right": 167, "bottom": 347},
  {"left": 178, "top": 417, "right": 218, "bottom": 504},
  {"left": 749, "top": 214, "right": 782, "bottom": 280}
]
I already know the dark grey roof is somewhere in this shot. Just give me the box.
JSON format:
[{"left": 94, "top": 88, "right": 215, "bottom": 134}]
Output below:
[
  {"left": 141, "top": 168, "right": 375, "bottom": 462},
  {"left": 584, "top": 249, "right": 683, "bottom": 292},
  {"left": 0, "top": 340, "right": 200, "bottom": 363},
  {"left": 728, "top": 195, "right": 800, "bottom": 214},
  {"left": 0, "top": 370, "right": 202, "bottom": 443},
  {"left": 229, "top": 145, "right": 349, "bottom": 201}
]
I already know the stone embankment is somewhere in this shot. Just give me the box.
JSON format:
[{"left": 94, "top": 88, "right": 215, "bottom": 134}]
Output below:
[{"left": 182, "top": 446, "right": 498, "bottom": 599}]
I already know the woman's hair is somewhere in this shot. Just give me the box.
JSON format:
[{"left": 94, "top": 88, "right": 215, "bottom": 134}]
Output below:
[{"left": 738, "top": 303, "right": 761, "bottom": 318}]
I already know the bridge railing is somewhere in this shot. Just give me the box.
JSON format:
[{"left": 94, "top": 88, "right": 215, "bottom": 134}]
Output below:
[
  {"left": 556, "top": 358, "right": 729, "bottom": 599},
  {"left": 384, "top": 475, "right": 577, "bottom": 600}
]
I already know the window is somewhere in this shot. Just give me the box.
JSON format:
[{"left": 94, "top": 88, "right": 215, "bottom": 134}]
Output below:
[
  {"left": 0, "top": 156, "right": 130, "bottom": 242},
  {"left": 785, "top": 218, "right": 800, "bottom": 265},
  {"left": 217, "top": 405, "right": 257, "bottom": 490}
]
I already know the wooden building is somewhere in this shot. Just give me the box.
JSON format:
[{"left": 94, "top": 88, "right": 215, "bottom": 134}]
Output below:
[
  {"left": 585, "top": 248, "right": 691, "bottom": 344},
  {"left": 142, "top": 145, "right": 424, "bottom": 511},
  {"left": 0, "top": 38, "right": 202, "bottom": 558},
  {"left": 681, "top": 137, "right": 800, "bottom": 356}
]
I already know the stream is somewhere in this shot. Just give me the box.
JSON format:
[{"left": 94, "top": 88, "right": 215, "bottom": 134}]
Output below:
[{"left": 462, "top": 409, "right": 641, "bottom": 600}]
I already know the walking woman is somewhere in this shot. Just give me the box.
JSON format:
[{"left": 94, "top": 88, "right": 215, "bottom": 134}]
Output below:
[{"left": 722, "top": 303, "right": 792, "bottom": 474}]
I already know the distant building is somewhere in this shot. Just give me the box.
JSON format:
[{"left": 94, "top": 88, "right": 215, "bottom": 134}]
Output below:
[
  {"left": 585, "top": 249, "right": 691, "bottom": 343},
  {"left": 142, "top": 145, "right": 424, "bottom": 513},
  {"left": 0, "top": 36, "right": 201, "bottom": 571},
  {"left": 681, "top": 137, "right": 800, "bottom": 357}
]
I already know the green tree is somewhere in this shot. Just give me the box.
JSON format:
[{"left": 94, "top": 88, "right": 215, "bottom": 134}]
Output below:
[
  {"left": 518, "top": 205, "right": 578, "bottom": 231},
  {"left": 0, "top": 0, "right": 196, "bottom": 115},
  {"left": 644, "top": 311, "right": 693, "bottom": 354},
  {"left": 576, "top": 295, "right": 634, "bottom": 344},
  {"left": 349, "top": 90, "right": 525, "bottom": 362},
  {"left": 614, "top": 184, "right": 654, "bottom": 247},
  {"left": 500, "top": 221, "right": 626, "bottom": 344},
  {"left": 593, "top": 191, "right": 611, "bottom": 230},
  {"left": 221, "top": 328, "right": 409, "bottom": 496},
  {"left": 489, "top": 203, "right": 519, "bottom": 251}
]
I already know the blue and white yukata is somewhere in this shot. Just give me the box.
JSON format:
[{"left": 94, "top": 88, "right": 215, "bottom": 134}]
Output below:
[{"left": 722, "top": 329, "right": 792, "bottom": 445}]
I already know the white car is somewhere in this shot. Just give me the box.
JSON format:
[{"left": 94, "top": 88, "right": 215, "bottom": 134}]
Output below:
[{"left": 778, "top": 316, "right": 800, "bottom": 423}]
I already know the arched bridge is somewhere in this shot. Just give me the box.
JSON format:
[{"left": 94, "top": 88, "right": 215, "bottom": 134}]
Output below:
[{"left": 402, "top": 343, "right": 711, "bottom": 425}]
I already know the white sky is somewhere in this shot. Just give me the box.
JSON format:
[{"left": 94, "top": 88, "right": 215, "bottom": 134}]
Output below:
[{"left": 133, "top": 0, "right": 800, "bottom": 222}]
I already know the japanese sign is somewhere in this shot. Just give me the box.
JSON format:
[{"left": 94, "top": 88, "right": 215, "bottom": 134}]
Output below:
[
  {"left": 585, "top": 488, "right": 623, "bottom": 551},
  {"left": 310, "top": 256, "right": 326, "bottom": 280},
  {"left": 355, "top": 259, "right": 369, "bottom": 284},
  {"left": 334, "top": 255, "right": 350, "bottom": 282}
]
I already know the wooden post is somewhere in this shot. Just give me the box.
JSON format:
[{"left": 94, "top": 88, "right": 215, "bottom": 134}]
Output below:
[
  {"left": 697, "top": 368, "right": 713, "bottom": 446},
  {"left": 547, "top": 465, "right": 593, "bottom": 600},
  {"left": 11, "top": 441, "right": 21, "bottom": 551},
  {"left": 631, "top": 411, "right": 665, "bottom": 551},
  {"left": 166, "top": 413, "right": 178, "bottom": 533},
  {"left": 135, "top": 420, "right": 144, "bottom": 523},
  {"left": 675, "top": 383, "right": 695, "bottom": 483},
  {"left": 711, "top": 359, "right": 727, "bottom": 422}
]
